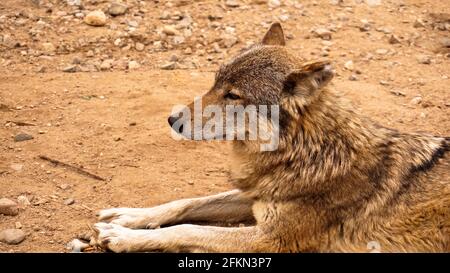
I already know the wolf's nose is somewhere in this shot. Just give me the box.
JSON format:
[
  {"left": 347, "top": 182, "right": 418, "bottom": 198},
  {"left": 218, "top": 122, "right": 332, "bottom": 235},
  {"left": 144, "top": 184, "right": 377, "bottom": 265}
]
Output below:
[
  {"left": 168, "top": 116, "right": 178, "bottom": 127},
  {"left": 168, "top": 115, "right": 184, "bottom": 134}
]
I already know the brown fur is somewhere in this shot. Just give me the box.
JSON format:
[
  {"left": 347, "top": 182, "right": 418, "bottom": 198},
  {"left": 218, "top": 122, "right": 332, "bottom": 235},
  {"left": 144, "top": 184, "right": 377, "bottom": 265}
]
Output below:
[{"left": 94, "top": 23, "right": 449, "bottom": 253}]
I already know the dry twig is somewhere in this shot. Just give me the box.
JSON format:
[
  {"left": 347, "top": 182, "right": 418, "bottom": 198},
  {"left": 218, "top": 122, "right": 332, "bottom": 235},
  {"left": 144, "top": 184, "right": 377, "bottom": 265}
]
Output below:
[{"left": 38, "top": 155, "right": 106, "bottom": 181}]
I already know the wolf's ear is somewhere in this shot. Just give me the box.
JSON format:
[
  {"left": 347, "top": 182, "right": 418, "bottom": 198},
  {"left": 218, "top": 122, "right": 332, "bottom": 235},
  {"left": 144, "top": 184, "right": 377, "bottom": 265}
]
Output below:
[
  {"left": 283, "top": 61, "right": 334, "bottom": 97},
  {"left": 262, "top": 22, "right": 286, "bottom": 46}
]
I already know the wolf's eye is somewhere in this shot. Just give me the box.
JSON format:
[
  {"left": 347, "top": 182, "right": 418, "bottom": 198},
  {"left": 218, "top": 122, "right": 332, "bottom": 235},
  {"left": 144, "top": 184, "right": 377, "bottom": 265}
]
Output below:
[{"left": 224, "top": 92, "right": 241, "bottom": 100}]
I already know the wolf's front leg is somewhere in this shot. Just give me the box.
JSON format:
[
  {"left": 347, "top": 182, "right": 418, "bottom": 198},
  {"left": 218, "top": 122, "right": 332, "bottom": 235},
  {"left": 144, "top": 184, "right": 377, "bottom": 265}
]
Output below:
[
  {"left": 94, "top": 223, "right": 274, "bottom": 253},
  {"left": 97, "top": 190, "right": 254, "bottom": 229}
]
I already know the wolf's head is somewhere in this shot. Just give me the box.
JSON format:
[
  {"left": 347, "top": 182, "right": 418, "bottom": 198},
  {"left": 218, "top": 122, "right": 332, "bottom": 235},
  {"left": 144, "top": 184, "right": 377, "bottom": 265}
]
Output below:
[{"left": 168, "top": 23, "right": 334, "bottom": 151}]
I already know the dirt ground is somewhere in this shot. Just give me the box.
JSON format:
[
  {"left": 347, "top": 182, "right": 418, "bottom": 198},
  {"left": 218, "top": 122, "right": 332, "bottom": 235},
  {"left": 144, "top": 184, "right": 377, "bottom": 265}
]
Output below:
[{"left": 0, "top": 0, "right": 449, "bottom": 252}]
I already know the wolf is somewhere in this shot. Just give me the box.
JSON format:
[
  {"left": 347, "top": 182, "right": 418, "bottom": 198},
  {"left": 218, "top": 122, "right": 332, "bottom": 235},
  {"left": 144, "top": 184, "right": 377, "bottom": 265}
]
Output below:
[{"left": 94, "top": 23, "right": 450, "bottom": 252}]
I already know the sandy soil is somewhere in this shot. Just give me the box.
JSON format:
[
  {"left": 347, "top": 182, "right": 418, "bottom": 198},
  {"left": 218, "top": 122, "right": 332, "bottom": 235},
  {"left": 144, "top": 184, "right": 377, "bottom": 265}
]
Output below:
[{"left": 0, "top": 0, "right": 449, "bottom": 252}]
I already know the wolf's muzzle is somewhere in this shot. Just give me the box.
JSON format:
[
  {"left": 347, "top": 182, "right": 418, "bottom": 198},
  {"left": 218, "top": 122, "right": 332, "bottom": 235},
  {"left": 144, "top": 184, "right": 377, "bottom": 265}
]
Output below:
[{"left": 168, "top": 114, "right": 184, "bottom": 134}]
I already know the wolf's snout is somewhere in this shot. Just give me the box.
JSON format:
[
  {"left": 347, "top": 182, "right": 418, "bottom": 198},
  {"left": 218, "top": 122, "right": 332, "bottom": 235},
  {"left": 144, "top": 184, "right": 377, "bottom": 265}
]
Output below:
[
  {"left": 168, "top": 114, "right": 184, "bottom": 134},
  {"left": 168, "top": 115, "right": 179, "bottom": 127}
]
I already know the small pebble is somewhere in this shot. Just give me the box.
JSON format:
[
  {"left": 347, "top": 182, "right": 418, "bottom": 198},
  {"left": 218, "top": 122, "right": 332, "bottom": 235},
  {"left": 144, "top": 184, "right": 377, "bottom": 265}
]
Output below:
[
  {"left": 375, "top": 49, "right": 388, "bottom": 55},
  {"left": 108, "top": 2, "right": 128, "bottom": 16},
  {"left": 62, "top": 65, "right": 78, "bottom": 73},
  {"left": 390, "top": 90, "right": 406, "bottom": 97},
  {"left": 0, "top": 198, "right": 18, "bottom": 216},
  {"left": 416, "top": 55, "right": 431, "bottom": 64},
  {"left": 162, "top": 25, "right": 178, "bottom": 36},
  {"left": 410, "top": 96, "right": 422, "bottom": 105},
  {"left": 268, "top": 0, "right": 281, "bottom": 8},
  {"left": 388, "top": 33, "right": 400, "bottom": 44},
  {"left": 135, "top": 42, "right": 145, "bottom": 51},
  {"left": 344, "top": 60, "right": 354, "bottom": 71},
  {"left": 58, "top": 184, "right": 70, "bottom": 190},
  {"left": 128, "top": 61, "right": 140, "bottom": 70},
  {"left": 17, "top": 195, "right": 31, "bottom": 207},
  {"left": 64, "top": 198, "right": 75, "bottom": 206},
  {"left": 312, "top": 28, "right": 332, "bottom": 40},
  {"left": 225, "top": 0, "right": 240, "bottom": 8},
  {"left": 413, "top": 18, "right": 426, "bottom": 28},
  {"left": 0, "top": 229, "right": 26, "bottom": 245},
  {"left": 84, "top": 10, "right": 107, "bottom": 26},
  {"left": 15, "top": 222, "right": 22, "bottom": 229},
  {"left": 14, "top": 133, "right": 33, "bottom": 142},
  {"left": 160, "top": 62, "right": 177, "bottom": 70}
]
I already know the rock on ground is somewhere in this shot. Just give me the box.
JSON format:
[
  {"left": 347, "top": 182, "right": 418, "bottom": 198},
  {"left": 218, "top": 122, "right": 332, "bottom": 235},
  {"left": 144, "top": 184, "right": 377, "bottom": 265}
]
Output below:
[
  {"left": 160, "top": 61, "right": 177, "bottom": 70},
  {"left": 416, "top": 55, "right": 431, "bottom": 64},
  {"left": 17, "top": 195, "right": 30, "bottom": 207},
  {"left": 0, "top": 198, "right": 18, "bottom": 216},
  {"left": 128, "top": 61, "right": 140, "bottom": 70},
  {"left": 0, "top": 229, "right": 26, "bottom": 245},
  {"left": 312, "top": 28, "right": 332, "bottom": 40},
  {"left": 344, "top": 60, "right": 354, "bottom": 71},
  {"left": 108, "top": 2, "right": 128, "bottom": 16},
  {"left": 14, "top": 133, "right": 33, "bottom": 142},
  {"left": 84, "top": 10, "right": 107, "bottom": 26},
  {"left": 62, "top": 65, "right": 79, "bottom": 73}
]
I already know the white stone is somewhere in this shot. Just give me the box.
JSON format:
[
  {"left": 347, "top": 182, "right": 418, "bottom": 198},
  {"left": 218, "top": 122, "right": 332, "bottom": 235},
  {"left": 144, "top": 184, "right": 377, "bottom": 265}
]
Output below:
[
  {"left": 268, "top": 0, "right": 281, "bottom": 8},
  {"left": 42, "top": 42, "right": 56, "bottom": 53},
  {"left": 84, "top": 10, "right": 107, "bottom": 26},
  {"left": 128, "top": 60, "right": 140, "bottom": 69},
  {"left": 135, "top": 42, "right": 145, "bottom": 51},
  {"left": 17, "top": 195, "right": 30, "bottom": 207},
  {"left": 344, "top": 60, "right": 354, "bottom": 71}
]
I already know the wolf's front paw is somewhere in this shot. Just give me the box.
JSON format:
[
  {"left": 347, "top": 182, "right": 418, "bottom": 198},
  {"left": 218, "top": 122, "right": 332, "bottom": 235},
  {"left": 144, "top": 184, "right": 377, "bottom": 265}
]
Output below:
[
  {"left": 97, "top": 207, "right": 173, "bottom": 229},
  {"left": 94, "top": 223, "right": 147, "bottom": 252}
]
